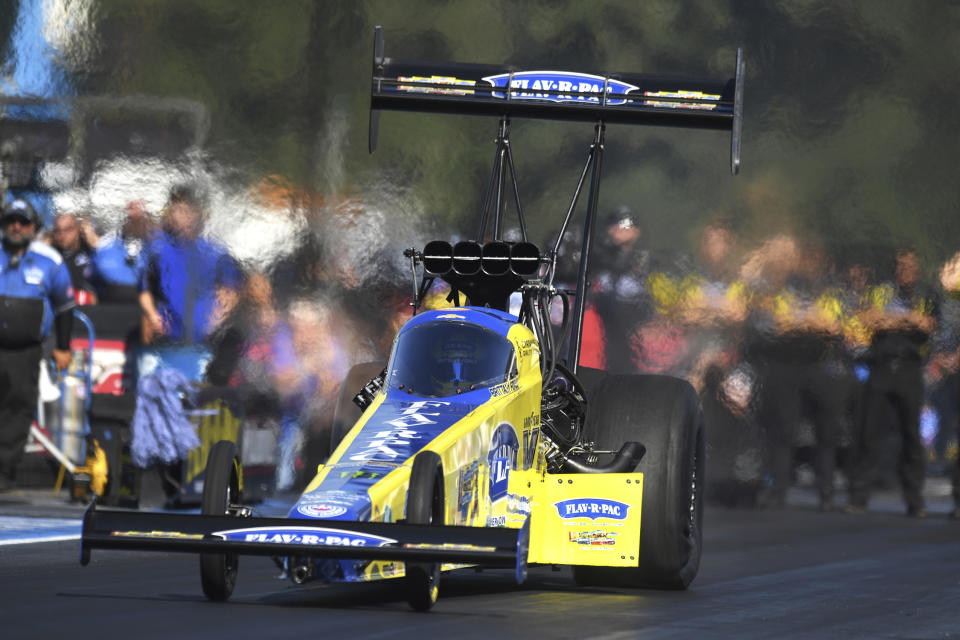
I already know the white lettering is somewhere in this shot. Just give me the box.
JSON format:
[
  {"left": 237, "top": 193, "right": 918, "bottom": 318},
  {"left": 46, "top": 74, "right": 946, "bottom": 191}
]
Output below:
[{"left": 386, "top": 413, "right": 436, "bottom": 428}]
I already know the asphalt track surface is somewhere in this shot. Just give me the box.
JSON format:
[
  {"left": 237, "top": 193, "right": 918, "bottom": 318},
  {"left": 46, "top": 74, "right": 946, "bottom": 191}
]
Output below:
[{"left": 2, "top": 483, "right": 959, "bottom": 640}]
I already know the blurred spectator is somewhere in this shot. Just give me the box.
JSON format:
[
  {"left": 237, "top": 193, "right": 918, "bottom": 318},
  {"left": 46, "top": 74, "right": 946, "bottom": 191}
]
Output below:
[
  {"left": 134, "top": 184, "right": 242, "bottom": 504},
  {"left": 684, "top": 221, "right": 762, "bottom": 507},
  {"left": 0, "top": 198, "right": 74, "bottom": 491},
  {"left": 51, "top": 210, "right": 98, "bottom": 305},
  {"left": 548, "top": 224, "right": 607, "bottom": 370},
  {"left": 847, "top": 248, "right": 938, "bottom": 517},
  {"left": 675, "top": 219, "right": 749, "bottom": 390},
  {"left": 937, "top": 250, "right": 960, "bottom": 519},
  {"left": 701, "top": 363, "right": 764, "bottom": 507},
  {"left": 139, "top": 184, "right": 242, "bottom": 346},
  {"left": 592, "top": 207, "right": 652, "bottom": 373},
  {"left": 741, "top": 235, "right": 847, "bottom": 509},
  {"left": 286, "top": 296, "right": 351, "bottom": 484},
  {"left": 218, "top": 272, "right": 303, "bottom": 490},
  {"left": 89, "top": 199, "right": 153, "bottom": 304}
]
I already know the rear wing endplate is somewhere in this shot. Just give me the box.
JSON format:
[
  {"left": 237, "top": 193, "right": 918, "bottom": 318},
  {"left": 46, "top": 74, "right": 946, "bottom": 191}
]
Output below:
[{"left": 370, "top": 26, "right": 744, "bottom": 174}]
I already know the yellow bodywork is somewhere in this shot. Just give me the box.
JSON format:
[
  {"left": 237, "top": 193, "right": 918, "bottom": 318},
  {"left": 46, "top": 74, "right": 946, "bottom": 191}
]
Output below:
[{"left": 301, "top": 316, "right": 643, "bottom": 575}]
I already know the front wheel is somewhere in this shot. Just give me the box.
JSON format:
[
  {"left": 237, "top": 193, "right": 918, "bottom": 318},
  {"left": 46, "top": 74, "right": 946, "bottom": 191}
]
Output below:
[
  {"left": 199, "top": 440, "right": 242, "bottom": 601},
  {"left": 405, "top": 450, "right": 444, "bottom": 611},
  {"left": 573, "top": 374, "right": 705, "bottom": 589}
]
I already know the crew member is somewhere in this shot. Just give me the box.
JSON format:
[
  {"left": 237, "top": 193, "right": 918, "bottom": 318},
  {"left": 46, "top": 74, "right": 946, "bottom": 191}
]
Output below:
[
  {"left": 592, "top": 207, "right": 652, "bottom": 374},
  {"left": 139, "top": 184, "right": 241, "bottom": 347},
  {"left": 0, "top": 198, "right": 75, "bottom": 491},
  {"left": 90, "top": 199, "right": 151, "bottom": 304},
  {"left": 847, "top": 249, "right": 937, "bottom": 517},
  {"left": 51, "top": 210, "right": 97, "bottom": 304}
]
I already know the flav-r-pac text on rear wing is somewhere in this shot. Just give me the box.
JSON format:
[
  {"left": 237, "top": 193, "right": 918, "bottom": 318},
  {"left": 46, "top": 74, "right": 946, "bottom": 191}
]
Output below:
[{"left": 369, "top": 26, "right": 744, "bottom": 175}]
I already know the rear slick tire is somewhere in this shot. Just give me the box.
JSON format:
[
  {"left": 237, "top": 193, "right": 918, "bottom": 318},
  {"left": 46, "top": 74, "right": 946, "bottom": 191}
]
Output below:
[
  {"left": 573, "top": 374, "right": 705, "bottom": 590},
  {"left": 200, "top": 440, "right": 241, "bottom": 601},
  {"left": 405, "top": 450, "right": 444, "bottom": 611}
]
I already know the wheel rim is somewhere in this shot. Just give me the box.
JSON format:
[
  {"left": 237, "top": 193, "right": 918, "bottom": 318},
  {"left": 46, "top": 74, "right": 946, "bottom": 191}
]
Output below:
[
  {"left": 225, "top": 475, "right": 238, "bottom": 576},
  {"left": 684, "top": 424, "right": 704, "bottom": 541}
]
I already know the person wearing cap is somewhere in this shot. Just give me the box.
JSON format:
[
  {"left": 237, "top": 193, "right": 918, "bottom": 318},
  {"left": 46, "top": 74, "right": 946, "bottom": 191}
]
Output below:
[
  {"left": 0, "top": 198, "right": 75, "bottom": 491},
  {"left": 592, "top": 206, "right": 653, "bottom": 374}
]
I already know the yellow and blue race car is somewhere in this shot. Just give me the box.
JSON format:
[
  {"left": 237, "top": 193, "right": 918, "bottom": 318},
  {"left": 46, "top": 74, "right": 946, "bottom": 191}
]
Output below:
[{"left": 80, "top": 27, "right": 744, "bottom": 610}]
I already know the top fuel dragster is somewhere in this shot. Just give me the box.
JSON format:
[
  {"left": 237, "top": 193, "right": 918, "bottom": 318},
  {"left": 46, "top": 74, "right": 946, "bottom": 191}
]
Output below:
[{"left": 80, "top": 26, "right": 743, "bottom": 610}]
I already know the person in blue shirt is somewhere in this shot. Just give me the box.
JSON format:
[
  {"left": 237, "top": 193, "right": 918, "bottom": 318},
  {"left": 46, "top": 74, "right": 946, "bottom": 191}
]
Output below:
[
  {"left": 0, "top": 198, "right": 75, "bottom": 491},
  {"left": 139, "top": 184, "right": 241, "bottom": 346},
  {"left": 90, "top": 199, "right": 152, "bottom": 304}
]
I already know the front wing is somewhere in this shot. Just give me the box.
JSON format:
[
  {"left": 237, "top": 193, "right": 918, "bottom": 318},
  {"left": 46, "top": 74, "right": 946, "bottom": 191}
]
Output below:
[
  {"left": 81, "top": 470, "right": 645, "bottom": 580},
  {"left": 80, "top": 500, "right": 530, "bottom": 583}
]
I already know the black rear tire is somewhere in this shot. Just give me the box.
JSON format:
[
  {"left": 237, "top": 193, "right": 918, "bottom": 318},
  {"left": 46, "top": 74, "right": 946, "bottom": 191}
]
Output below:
[
  {"left": 200, "top": 440, "right": 241, "bottom": 601},
  {"left": 405, "top": 450, "right": 444, "bottom": 611},
  {"left": 330, "top": 361, "right": 387, "bottom": 454},
  {"left": 573, "top": 374, "right": 705, "bottom": 589}
]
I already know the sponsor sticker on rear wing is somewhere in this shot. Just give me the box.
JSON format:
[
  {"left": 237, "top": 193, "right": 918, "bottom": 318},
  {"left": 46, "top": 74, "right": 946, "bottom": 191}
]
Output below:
[{"left": 369, "top": 26, "right": 745, "bottom": 173}]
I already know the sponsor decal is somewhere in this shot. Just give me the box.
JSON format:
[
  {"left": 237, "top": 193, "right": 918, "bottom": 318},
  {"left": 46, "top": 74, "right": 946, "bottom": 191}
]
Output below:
[
  {"left": 517, "top": 338, "right": 539, "bottom": 358},
  {"left": 569, "top": 529, "right": 618, "bottom": 547},
  {"left": 554, "top": 498, "right": 630, "bottom": 521},
  {"left": 296, "top": 503, "right": 348, "bottom": 518},
  {"left": 457, "top": 459, "right": 480, "bottom": 521},
  {"left": 403, "top": 542, "right": 496, "bottom": 553},
  {"left": 347, "top": 400, "right": 450, "bottom": 462},
  {"left": 488, "top": 423, "right": 519, "bottom": 503},
  {"left": 507, "top": 492, "right": 531, "bottom": 516},
  {"left": 291, "top": 490, "right": 369, "bottom": 520},
  {"left": 23, "top": 266, "right": 44, "bottom": 285},
  {"left": 337, "top": 469, "right": 384, "bottom": 480},
  {"left": 522, "top": 413, "right": 540, "bottom": 470},
  {"left": 397, "top": 75, "right": 476, "bottom": 95},
  {"left": 490, "top": 378, "right": 519, "bottom": 398},
  {"left": 487, "top": 515, "right": 507, "bottom": 527},
  {"left": 642, "top": 90, "right": 721, "bottom": 111},
  {"left": 212, "top": 526, "right": 396, "bottom": 547},
  {"left": 483, "top": 71, "right": 639, "bottom": 105},
  {"left": 111, "top": 530, "right": 203, "bottom": 540}
]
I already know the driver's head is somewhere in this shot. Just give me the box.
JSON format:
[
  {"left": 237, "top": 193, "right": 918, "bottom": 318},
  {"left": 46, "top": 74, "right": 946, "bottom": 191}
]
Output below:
[{"left": 429, "top": 329, "right": 480, "bottom": 394}]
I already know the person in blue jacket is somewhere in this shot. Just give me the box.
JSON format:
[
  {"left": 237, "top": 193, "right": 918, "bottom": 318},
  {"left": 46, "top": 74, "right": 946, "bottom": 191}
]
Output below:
[
  {"left": 139, "top": 184, "right": 241, "bottom": 347},
  {"left": 0, "top": 198, "right": 75, "bottom": 491},
  {"left": 89, "top": 199, "right": 152, "bottom": 304}
]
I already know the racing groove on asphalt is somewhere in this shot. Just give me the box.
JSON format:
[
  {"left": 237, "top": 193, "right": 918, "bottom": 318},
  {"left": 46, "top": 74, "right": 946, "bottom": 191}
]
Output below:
[{"left": 2, "top": 504, "right": 958, "bottom": 639}]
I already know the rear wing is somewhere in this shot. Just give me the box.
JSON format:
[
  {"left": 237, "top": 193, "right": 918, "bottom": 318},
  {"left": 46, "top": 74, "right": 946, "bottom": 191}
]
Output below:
[
  {"left": 369, "top": 26, "right": 744, "bottom": 174},
  {"left": 369, "top": 26, "right": 744, "bottom": 370}
]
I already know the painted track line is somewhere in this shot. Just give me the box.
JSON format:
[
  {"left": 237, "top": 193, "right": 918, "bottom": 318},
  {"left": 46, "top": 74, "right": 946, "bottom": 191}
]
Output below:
[{"left": 0, "top": 516, "right": 82, "bottom": 546}]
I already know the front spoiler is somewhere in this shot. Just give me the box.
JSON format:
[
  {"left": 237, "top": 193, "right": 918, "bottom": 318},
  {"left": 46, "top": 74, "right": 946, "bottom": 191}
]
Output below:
[{"left": 80, "top": 500, "right": 530, "bottom": 583}]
